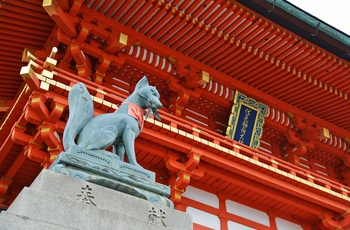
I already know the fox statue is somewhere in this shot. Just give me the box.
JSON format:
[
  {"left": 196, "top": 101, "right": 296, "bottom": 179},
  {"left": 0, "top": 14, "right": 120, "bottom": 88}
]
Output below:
[{"left": 62, "top": 76, "right": 163, "bottom": 168}]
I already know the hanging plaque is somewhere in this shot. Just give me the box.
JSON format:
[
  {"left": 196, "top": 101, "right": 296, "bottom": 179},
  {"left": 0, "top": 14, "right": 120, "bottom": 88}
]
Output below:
[{"left": 226, "top": 91, "right": 268, "bottom": 148}]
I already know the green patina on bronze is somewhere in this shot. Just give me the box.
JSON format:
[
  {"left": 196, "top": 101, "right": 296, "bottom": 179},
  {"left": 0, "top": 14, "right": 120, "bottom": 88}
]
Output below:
[{"left": 50, "top": 76, "right": 173, "bottom": 208}]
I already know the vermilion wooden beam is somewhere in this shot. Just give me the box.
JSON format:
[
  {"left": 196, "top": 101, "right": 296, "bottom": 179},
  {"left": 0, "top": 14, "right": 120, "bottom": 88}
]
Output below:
[
  {"left": 126, "top": 1, "right": 155, "bottom": 28},
  {"left": 5, "top": 150, "right": 27, "bottom": 179},
  {"left": 80, "top": 5, "right": 350, "bottom": 139},
  {"left": 200, "top": 150, "right": 349, "bottom": 214},
  {"left": 0, "top": 177, "right": 12, "bottom": 202},
  {"left": 48, "top": 99, "right": 67, "bottom": 123},
  {"left": 25, "top": 142, "right": 49, "bottom": 163},
  {"left": 20, "top": 45, "right": 348, "bottom": 214},
  {"left": 43, "top": 0, "right": 77, "bottom": 38},
  {"left": 0, "top": 10, "right": 52, "bottom": 29},
  {"left": 0, "top": 100, "right": 9, "bottom": 112},
  {"left": 0, "top": 135, "right": 15, "bottom": 165},
  {"left": 152, "top": 8, "right": 182, "bottom": 39},
  {"left": 139, "top": 125, "right": 348, "bottom": 214},
  {"left": 40, "top": 123, "right": 61, "bottom": 148},
  {"left": 198, "top": 164, "right": 323, "bottom": 215},
  {"left": 30, "top": 93, "right": 50, "bottom": 121},
  {"left": 10, "top": 125, "right": 31, "bottom": 146},
  {"left": 6, "top": 0, "right": 47, "bottom": 13},
  {"left": 68, "top": 0, "right": 83, "bottom": 16},
  {"left": 319, "top": 210, "right": 350, "bottom": 230},
  {"left": 50, "top": 6, "right": 348, "bottom": 153},
  {"left": 0, "top": 16, "right": 52, "bottom": 33},
  {"left": 142, "top": 3, "right": 171, "bottom": 35}
]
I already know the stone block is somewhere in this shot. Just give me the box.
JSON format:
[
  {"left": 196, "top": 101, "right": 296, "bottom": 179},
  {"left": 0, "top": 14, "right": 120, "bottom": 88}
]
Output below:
[
  {"left": 49, "top": 147, "right": 172, "bottom": 207},
  {"left": 0, "top": 212, "right": 74, "bottom": 230},
  {"left": 0, "top": 170, "right": 192, "bottom": 230}
]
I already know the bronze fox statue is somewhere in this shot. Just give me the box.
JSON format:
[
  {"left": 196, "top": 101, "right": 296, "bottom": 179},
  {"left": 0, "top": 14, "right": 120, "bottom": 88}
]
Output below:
[{"left": 62, "top": 76, "right": 162, "bottom": 168}]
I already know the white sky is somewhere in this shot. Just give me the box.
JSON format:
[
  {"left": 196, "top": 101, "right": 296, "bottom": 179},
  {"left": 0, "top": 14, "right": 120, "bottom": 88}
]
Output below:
[{"left": 287, "top": 0, "right": 350, "bottom": 35}]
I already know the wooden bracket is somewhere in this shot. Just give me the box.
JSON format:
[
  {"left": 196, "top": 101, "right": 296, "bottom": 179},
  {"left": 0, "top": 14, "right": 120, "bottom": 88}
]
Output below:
[
  {"left": 43, "top": 0, "right": 77, "bottom": 37},
  {"left": 106, "top": 32, "right": 129, "bottom": 53},
  {"left": 319, "top": 210, "right": 350, "bottom": 230},
  {"left": 0, "top": 177, "right": 12, "bottom": 205},
  {"left": 25, "top": 142, "right": 49, "bottom": 164},
  {"left": 167, "top": 77, "right": 201, "bottom": 116},
  {"left": 165, "top": 149, "right": 204, "bottom": 205},
  {"left": 20, "top": 64, "right": 41, "bottom": 91},
  {"left": 284, "top": 114, "right": 330, "bottom": 160}
]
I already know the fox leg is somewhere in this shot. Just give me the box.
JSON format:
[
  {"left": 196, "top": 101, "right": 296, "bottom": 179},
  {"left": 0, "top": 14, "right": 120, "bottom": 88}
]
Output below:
[
  {"left": 122, "top": 125, "right": 141, "bottom": 168},
  {"left": 112, "top": 144, "right": 125, "bottom": 161}
]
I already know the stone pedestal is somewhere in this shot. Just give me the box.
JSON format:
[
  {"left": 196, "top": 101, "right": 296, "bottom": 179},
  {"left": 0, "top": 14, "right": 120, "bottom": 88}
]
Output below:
[
  {"left": 0, "top": 170, "right": 192, "bottom": 230},
  {"left": 49, "top": 146, "right": 173, "bottom": 208}
]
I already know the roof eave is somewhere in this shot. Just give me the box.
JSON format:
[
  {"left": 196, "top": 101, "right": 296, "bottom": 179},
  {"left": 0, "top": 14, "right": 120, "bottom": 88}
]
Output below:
[{"left": 237, "top": 0, "right": 350, "bottom": 62}]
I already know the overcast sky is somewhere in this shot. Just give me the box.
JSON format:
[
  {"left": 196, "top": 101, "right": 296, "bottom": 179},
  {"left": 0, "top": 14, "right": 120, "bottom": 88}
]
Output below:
[{"left": 287, "top": 0, "right": 350, "bottom": 35}]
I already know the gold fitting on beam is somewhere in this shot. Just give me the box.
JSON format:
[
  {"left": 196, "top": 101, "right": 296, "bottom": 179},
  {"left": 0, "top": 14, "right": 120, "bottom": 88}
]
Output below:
[
  {"left": 167, "top": 56, "right": 177, "bottom": 64},
  {"left": 41, "top": 69, "right": 54, "bottom": 79},
  {"left": 41, "top": 127, "right": 51, "bottom": 133},
  {"left": 14, "top": 122, "right": 26, "bottom": 130},
  {"left": 0, "top": 184, "right": 8, "bottom": 189},
  {"left": 49, "top": 47, "right": 58, "bottom": 58},
  {"left": 233, "top": 144, "right": 241, "bottom": 149},
  {"left": 307, "top": 174, "right": 314, "bottom": 179},
  {"left": 286, "top": 112, "right": 295, "bottom": 119},
  {"left": 102, "top": 100, "right": 112, "bottom": 108},
  {"left": 20, "top": 66, "right": 34, "bottom": 80},
  {"left": 93, "top": 96, "right": 103, "bottom": 104},
  {"left": 133, "top": 41, "right": 141, "bottom": 46},
  {"left": 192, "top": 127, "right": 201, "bottom": 133},
  {"left": 50, "top": 155, "right": 59, "bottom": 161},
  {"left": 174, "top": 187, "right": 185, "bottom": 193},
  {"left": 197, "top": 70, "right": 209, "bottom": 85},
  {"left": 97, "top": 89, "right": 107, "bottom": 95},
  {"left": 31, "top": 97, "right": 41, "bottom": 103},
  {"left": 265, "top": 54, "right": 269, "bottom": 61},
  {"left": 321, "top": 128, "right": 330, "bottom": 139},
  {"left": 42, "top": 0, "right": 59, "bottom": 16},
  {"left": 119, "top": 33, "right": 128, "bottom": 46},
  {"left": 55, "top": 105, "right": 64, "bottom": 112},
  {"left": 44, "top": 57, "right": 57, "bottom": 70},
  {"left": 248, "top": 46, "right": 252, "bottom": 52},
  {"left": 28, "top": 60, "right": 40, "bottom": 69},
  {"left": 22, "top": 48, "right": 36, "bottom": 62},
  {"left": 40, "top": 81, "right": 50, "bottom": 91},
  {"left": 344, "top": 137, "right": 350, "bottom": 144}
]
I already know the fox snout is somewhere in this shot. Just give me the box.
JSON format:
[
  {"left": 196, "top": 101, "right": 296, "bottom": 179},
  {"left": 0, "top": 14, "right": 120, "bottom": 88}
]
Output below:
[
  {"left": 149, "top": 96, "right": 162, "bottom": 108},
  {"left": 146, "top": 96, "right": 162, "bottom": 121}
]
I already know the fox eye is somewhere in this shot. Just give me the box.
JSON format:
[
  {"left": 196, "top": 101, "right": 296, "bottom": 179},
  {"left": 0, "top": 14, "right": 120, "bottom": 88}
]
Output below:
[{"left": 151, "top": 87, "right": 157, "bottom": 96}]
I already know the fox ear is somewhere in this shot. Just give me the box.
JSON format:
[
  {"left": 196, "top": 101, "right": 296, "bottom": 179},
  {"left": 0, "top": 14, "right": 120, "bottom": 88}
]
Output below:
[{"left": 135, "top": 76, "right": 149, "bottom": 89}]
